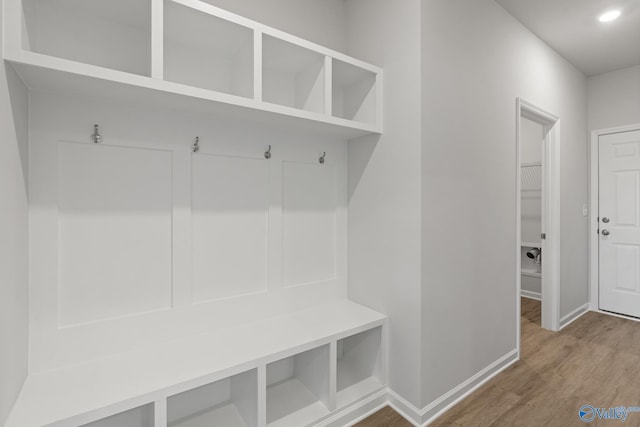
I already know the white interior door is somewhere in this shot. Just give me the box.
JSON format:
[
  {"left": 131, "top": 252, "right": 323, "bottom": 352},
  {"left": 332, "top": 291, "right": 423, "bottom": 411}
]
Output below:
[{"left": 599, "top": 129, "right": 640, "bottom": 318}]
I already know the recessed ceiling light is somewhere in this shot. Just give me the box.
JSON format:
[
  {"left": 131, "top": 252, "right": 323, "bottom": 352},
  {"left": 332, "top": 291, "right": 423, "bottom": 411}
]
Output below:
[{"left": 598, "top": 10, "right": 621, "bottom": 22}]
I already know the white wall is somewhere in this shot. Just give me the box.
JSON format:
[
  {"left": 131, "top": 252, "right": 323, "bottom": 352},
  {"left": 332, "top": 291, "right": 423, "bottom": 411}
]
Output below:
[
  {"left": 0, "top": 3, "right": 30, "bottom": 423},
  {"left": 345, "top": 0, "right": 423, "bottom": 408},
  {"left": 200, "top": 0, "right": 347, "bottom": 53},
  {"left": 588, "top": 65, "right": 640, "bottom": 131},
  {"left": 421, "top": 0, "right": 587, "bottom": 411}
]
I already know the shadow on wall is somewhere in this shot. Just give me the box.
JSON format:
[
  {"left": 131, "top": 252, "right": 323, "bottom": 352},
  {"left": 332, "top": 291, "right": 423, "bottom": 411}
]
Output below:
[
  {"left": 347, "top": 133, "right": 380, "bottom": 201},
  {"left": 5, "top": 63, "right": 29, "bottom": 189}
]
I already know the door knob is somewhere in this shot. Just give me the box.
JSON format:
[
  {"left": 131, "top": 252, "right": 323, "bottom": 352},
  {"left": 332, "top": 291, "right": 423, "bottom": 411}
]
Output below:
[
  {"left": 602, "top": 217, "right": 610, "bottom": 223},
  {"left": 602, "top": 229, "right": 610, "bottom": 236}
]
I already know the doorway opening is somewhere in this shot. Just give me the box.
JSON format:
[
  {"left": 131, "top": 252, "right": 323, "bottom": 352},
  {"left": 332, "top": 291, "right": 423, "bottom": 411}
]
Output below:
[{"left": 516, "top": 98, "right": 561, "bottom": 355}]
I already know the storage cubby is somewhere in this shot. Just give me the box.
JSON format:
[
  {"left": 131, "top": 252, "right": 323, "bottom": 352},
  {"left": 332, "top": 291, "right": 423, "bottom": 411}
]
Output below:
[
  {"left": 336, "top": 327, "right": 383, "bottom": 407},
  {"left": 164, "top": 0, "right": 254, "bottom": 97},
  {"left": 266, "top": 345, "right": 330, "bottom": 427},
  {"left": 262, "top": 35, "right": 326, "bottom": 113},
  {"left": 168, "top": 369, "right": 258, "bottom": 427},
  {"left": 82, "top": 404, "right": 154, "bottom": 427},
  {"left": 332, "top": 59, "right": 377, "bottom": 125},
  {"left": 21, "top": 0, "right": 152, "bottom": 76}
]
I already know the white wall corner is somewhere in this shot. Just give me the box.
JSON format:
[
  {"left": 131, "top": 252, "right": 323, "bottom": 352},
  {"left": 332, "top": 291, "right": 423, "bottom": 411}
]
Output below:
[
  {"left": 386, "top": 390, "right": 423, "bottom": 426},
  {"left": 559, "top": 303, "right": 590, "bottom": 330},
  {"left": 419, "top": 349, "right": 518, "bottom": 426},
  {"left": 371, "top": 349, "right": 520, "bottom": 426}
]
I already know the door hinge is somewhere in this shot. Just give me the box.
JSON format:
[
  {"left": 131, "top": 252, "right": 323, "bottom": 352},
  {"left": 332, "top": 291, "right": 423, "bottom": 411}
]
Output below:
[{"left": 541, "top": 233, "right": 546, "bottom": 240}]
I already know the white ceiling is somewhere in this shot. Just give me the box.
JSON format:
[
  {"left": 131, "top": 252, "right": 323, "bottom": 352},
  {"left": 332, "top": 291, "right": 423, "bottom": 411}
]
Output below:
[{"left": 495, "top": 0, "right": 640, "bottom": 76}]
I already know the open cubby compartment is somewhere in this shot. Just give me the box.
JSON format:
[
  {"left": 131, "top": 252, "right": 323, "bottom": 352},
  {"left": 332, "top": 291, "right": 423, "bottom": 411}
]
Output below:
[
  {"left": 82, "top": 404, "right": 154, "bottom": 427},
  {"left": 266, "top": 345, "right": 331, "bottom": 427},
  {"left": 332, "top": 59, "right": 377, "bottom": 126},
  {"left": 336, "top": 326, "right": 383, "bottom": 408},
  {"left": 164, "top": 0, "right": 254, "bottom": 98},
  {"left": 21, "top": 0, "right": 152, "bottom": 76},
  {"left": 167, "top": 369, "right": 258, "bottom": 427},
  {"left": 262, "top": 34, "right": 326, "bottom": 114}
]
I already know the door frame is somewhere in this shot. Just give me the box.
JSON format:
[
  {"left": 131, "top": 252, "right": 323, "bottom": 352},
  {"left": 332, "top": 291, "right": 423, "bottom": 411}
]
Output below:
[
  {"left": 516, "top": 98, "right": 561, "bottom": 349},
  {"left": 589, "top": 123, "right": 640, "bottom": 314}
]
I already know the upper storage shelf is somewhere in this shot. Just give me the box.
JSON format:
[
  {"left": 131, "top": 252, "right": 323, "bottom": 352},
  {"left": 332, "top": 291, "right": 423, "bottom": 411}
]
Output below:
[
  {"left": 4, "top": 0, "right": 383, "bottom": 138},
  {"left": 21, "top": 0, "right": 153, "bottom": 77}
]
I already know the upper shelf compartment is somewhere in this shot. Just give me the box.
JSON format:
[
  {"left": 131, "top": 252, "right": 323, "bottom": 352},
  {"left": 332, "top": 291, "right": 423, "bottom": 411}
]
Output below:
[
  {"left": 262, "top": 35, "right": 326, "bottom": 114},
  {"left": 332, "top": 59, "right": 377, "bottom": 126},
  {"left": 164, "top": 0, "right": 254, "bottom": 98},
  {"left": 21, "top": 0, "right": 152, "bottom": 76},
  {"left": 4, "top": 0, "right": 383, "bottom": 138}
]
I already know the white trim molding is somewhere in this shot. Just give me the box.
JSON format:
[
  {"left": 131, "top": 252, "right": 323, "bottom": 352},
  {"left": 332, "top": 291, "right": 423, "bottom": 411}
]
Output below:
[
  {"left": 386, "top": 349, "right": 518, "bottom": 426},
  {"left": 516, "top": 98, "right": 562, "bottom": 346},
  {"left": 420, "top": 349, "right": 518, "bottom": 425},
  {"left": 324, "top": 389, "right": 389, "bottom": 427},
  {"left": 589, "top": 124, "right": 640, "bottom": 313},
  {"left": 521, "top": 290, "right": 541, "bottom": 301},
  {"left": 324, "top": 349, "right": 519, "bottom": 426},
  {"left": 386, "top": 390, "right": 423, "bottom": 426},
  {"left": 559, "top": 303, "right": 590, "bottom": 330}
]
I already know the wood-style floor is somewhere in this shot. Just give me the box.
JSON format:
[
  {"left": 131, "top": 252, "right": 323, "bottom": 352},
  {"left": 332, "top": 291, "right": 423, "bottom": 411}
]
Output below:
[{"left": 356, "top": 298, "right": 640, "bottom": 426}]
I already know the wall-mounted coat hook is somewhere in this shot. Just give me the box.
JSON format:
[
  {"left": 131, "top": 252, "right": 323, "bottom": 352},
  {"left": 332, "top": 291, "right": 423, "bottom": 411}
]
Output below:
[
  {"left": 192, "top": 136, "right": 200, "bottom": 153},
  {"left": 264, "top": 145, "right": 272, "bottom": 159},
  {"left": 319, "top": 152, "right": 326, "bottom": 164},
  {"left": 90, "top": 124, "right": 102, "bottom": 144}
]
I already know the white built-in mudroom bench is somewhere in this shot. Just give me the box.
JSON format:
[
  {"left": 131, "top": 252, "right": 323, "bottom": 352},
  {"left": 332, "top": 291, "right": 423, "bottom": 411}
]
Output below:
[
  {"left": 8, "top": 301, "right": 386, "bottom": 427},
  {"left": 3, "top": 0, "right": 386, "bottom": 426}
]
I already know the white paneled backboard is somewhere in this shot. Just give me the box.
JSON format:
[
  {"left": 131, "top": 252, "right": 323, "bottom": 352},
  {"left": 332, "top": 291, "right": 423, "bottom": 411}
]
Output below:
[
  {"left": 282, "top": 161, "right": 337, "bottom": 287},
  {"left": 58, "top": 142, "right": 173, "bottom": 326},
  {"left": 192, "top": 154, "right": 268, "bottom": 302},
  {"left": 28, "top": 93, "right": 347, "bottom": 372}
]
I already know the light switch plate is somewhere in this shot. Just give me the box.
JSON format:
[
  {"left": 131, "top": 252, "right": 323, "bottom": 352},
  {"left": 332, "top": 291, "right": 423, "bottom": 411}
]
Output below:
[{"left": 583, "top": 203, "right": 588, "bottom": 217}]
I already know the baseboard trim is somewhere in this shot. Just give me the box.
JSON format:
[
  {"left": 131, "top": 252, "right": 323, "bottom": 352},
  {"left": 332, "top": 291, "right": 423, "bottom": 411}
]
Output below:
[
  {"left": 385, "top": 349, "right": 519, "bottom": 426},
  {"left": 559, "top": 303, "right": 590, "bottom": 330},
  {"left": 322, "top": 349, "right": 520, "bottom": 426},
  {"left": 520, "top": 289, "right": 542, "bottom": 301},
  {"left": 387, "top": 390, "right": 423, "bottom": 426},
  {"left": 322, "top": 389, "right": 388, "bottom": 427},
  {"left": 387, "top": 401, "right": 421, "bottom": 427},
  {"left": 521, "top": 290, "right": 541, "bottom": 301},
  {"left": 420, "top": 349, "right": 519, "bottom": 425}
]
